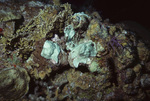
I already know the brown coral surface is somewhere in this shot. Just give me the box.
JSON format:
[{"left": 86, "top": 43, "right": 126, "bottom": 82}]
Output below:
[{"left": 0, "top": 0, "right": 150, "bottom": 101}]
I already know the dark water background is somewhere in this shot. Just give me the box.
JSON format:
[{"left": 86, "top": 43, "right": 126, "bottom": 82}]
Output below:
[
  {"left": 0, "top": 0, "right": 150, "bottom": 41},
  {"left": 61, "top": 0, "right": 150, "bottom": 41}
]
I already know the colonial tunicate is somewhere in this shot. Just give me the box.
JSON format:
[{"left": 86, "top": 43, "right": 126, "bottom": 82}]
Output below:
[
  {"left": 41, "top": 40, "right": 60, "bottom": 63},
  {"left": 71, "top": 12, "right": 91, "bottom": 29},
  {"left": 64, "top": 25, "right": 75, "bottom": 41},
  {"left": 68, "top": 40, "right": 97, "bottom": 68},
  {"left": 64, "top": 24, "right": 77, "bottom": 50}
]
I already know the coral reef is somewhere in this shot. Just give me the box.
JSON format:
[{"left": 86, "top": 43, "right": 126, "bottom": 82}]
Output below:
[
  {"left": 0, "top": 0, "right": 150, "bottom": 101},
  {"left": 0, "top": 67, "right": 30, "bottom": 100}
]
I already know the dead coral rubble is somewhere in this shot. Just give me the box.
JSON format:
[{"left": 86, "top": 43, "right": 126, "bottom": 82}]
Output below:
[{"left": 0, "top": 0, "right": 150, "bottom": 101}]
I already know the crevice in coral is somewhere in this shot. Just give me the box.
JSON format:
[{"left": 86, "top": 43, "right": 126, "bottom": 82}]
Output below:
[
  {"left": 26, "top": 76, "right": 37, "bottom": 96},
  {"left": 59, "top": 82, "right": 69, "bottom": 93},
  {"left": 14, "top": 16, "right": 24, "bottom": 33},
  {"left": 107, "top": 58, "right": 118, "bottom": 86},
  {"left": 50, "top": 65, "right": 71, "bottom": 80},
  {"left": 5, "top": 35, "right": 23, "bottom": 51},
  {"left": 76, "top": 64, "right": 90, "bottom": 73}
]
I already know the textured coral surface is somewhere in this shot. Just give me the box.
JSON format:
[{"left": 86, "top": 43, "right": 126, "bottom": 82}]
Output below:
[{"left": 0, "top": 0, "right": 150, "bottom": 101}]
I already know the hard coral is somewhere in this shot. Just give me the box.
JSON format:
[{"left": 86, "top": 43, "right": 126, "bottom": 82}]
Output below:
[
  {"left": 0, "top": 1, "right": 150, "bottom": 101},
  {"left": 25, "top": 39, "right": 52, "bottom": 79},
  {"left": 0, "top": 67, "right": 30, "bottom": 100}
]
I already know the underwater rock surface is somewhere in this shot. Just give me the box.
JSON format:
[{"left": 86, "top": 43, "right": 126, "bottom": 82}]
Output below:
[
  {"left": 0, "top": 67, "right": 30, "bottom": 100},
  {"left": 0, "top": 0, "right": 150, "bottom": 101}
]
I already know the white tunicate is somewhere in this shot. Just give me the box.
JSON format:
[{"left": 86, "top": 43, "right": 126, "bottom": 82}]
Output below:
[
  {"left": 64, "top": 25, "right": 77, "bottom": 50},
  {"left": 64, "top": 12, "right": 91, "bottom": 51},
  {"left": 51, "top": 34, "right": 60, "bottom": 42},
  {"left": 73, "top": 57, "right": 91, "bottom": 68},
  {"left": 69, "top": 40, "right": 97, "bottom": 68},
  {"left": 66, "top": 41, "right": 76, "bottom": 50},
  {"left": 41, "top": 41, "right": 55, "bottom": 58},
  {"left": 79, "top": 42, "right": 95, "bottom": 57},
  {"left": 64, "top": 25, "right": 75, "bottom": 41},
  {"left": 72, "top": 12, "right": 91, "bottom": 28},
  {"left": 41, "top": 40, "right": 60, "bottom": 63}
]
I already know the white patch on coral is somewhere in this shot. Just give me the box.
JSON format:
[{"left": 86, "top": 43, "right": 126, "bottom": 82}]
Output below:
[
  {"left": 68, "top": 40, "right": 97, "bottom": 68},
  {"left": 64, "top": 25, "right": 75, "bottom": 41},
  {"left": 72, "top": 12, "right": 91, "bottom": 29},
  {"left": 41, "top": 40, "right": 60, "bottom": 63},
  {"left": 51, "top": 34, "right": 60, "bottom": 42},
  {"left": 64, "top": 25, "right": 76, "bottom": 50}
]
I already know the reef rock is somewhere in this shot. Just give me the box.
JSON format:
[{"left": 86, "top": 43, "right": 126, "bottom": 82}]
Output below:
[{"left": 0, "top": 67, "right": 30, "bottom": 100}]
